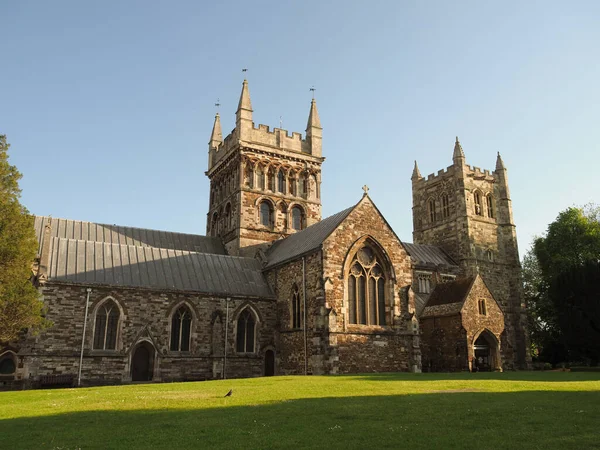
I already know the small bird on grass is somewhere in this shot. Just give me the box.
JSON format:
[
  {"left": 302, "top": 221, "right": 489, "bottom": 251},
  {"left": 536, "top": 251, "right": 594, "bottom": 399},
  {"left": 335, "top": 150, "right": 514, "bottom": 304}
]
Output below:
[{"left": 224, "top": 389, "right": 232, "bottom": 397}]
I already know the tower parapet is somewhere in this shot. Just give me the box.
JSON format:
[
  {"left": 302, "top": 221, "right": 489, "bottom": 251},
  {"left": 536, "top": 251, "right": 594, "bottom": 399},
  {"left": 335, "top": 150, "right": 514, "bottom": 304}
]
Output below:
[{"left": 206, "top": 79, "right": 324, "bottom": 256}]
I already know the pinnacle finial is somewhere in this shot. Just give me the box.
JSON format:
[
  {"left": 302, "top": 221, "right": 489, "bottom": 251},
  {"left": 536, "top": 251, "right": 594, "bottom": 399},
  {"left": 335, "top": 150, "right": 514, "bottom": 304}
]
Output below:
[
  {"left": 306, "top": 96, "right": 321, "bottom": 131},
  {"left": 411, "top": 160, "right": 422, "bottom": 180},
  {"left": 209, "top": 112, "right": 223, "bottom": 147},
  {"left": 496, "top": 151, "right": 505, "bottom": 170},
  {"left": 453, "top": 136, "right": 465, "bottom": 163},
  {"left": 237, "top": 77, "right": 253, "bottom": 113}
]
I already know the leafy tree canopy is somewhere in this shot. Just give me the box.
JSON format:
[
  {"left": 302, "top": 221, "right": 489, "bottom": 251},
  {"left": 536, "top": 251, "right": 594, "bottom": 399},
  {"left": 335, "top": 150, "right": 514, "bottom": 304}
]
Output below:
[{"left": 0, "top": 135, "right": 47, "bottom": 343}]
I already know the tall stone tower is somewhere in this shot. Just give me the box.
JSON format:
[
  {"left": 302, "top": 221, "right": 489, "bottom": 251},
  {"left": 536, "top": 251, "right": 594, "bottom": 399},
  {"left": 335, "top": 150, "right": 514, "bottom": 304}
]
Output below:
[
  {"left": 206, "top": 79, "right": 325, "bottom": 257},
  {"left": 411, "top": 138, "right": 529, "bottom": 369}
]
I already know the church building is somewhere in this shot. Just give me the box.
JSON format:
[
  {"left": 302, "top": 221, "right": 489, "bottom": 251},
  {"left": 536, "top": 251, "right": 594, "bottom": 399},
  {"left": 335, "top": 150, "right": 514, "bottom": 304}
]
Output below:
[{"left": 0, "top": 80, "right": 529, "bottom": 388}]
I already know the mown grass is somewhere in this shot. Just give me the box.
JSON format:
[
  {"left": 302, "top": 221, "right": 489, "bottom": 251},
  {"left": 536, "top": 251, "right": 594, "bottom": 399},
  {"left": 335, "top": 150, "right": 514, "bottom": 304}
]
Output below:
[{"left": 1, "top": 372, "right": 599, "bottom": 449}]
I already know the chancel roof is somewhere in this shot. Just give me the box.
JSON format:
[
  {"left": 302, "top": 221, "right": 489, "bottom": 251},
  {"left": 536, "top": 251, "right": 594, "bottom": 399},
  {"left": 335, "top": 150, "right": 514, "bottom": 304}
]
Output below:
[
  {"left": 34, "top": 216, "right": 272, "bottom": 298},
  {"left": 265, "top": 206, "right": 355, "bottom": 269}
]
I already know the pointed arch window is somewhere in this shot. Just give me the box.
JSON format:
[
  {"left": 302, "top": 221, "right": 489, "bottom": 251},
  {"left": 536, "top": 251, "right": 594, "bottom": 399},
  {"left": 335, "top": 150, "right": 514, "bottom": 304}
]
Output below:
[
  {"left": 486, "top": 194, "right": 494, "bottom": 218},
  {"left": 170, "top": 306, "right": 192, "bottom": 352},
  {"left": 291, "top": 284, "right": 302, "bottom": 329},
  {"left": 291, "top": 206, "right": 305, "bottom": 231},
  {"left": 236, "top": 309, "right": 256, "bottom": 353},
  {"left": 474, "top": 191, "right": 483, "bottom": 216},
  {"left": 442, "top": 194, "right": 450, "bottom": 218},
  {"left": 428, "top": 199, "right": 437, "bottom": 224},
  {"left": 93, "top": 301, "right": 119, "bottom": 350},
  {"left": 259, "top": 201, "right": 273, "bottom": 228},
  {"left": 347, "top": 245, "right": 387, "bottom": 326},
  {"left": 277, "top": 170, "right": 285, "bottom": 193}
]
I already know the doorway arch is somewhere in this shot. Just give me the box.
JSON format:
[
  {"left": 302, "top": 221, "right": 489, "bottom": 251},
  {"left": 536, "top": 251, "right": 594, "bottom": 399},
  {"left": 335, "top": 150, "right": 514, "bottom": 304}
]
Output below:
[
  {"left": 131, "top": 341, "right": 155, "bottom": 382},
  {"left": 264, "top": 349, "right": 275, "bottom": 376},
  {"left": 472, "top": 329, "right": 500, "bottom": 372}
]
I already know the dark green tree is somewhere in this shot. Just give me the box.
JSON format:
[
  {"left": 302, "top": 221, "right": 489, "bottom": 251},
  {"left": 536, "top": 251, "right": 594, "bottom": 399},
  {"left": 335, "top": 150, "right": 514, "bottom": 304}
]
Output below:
[
  {"left": 0, "top": 135, "right": 47, "bottom": 343},
  {"left": 526, "top": 206, "right": 600, "bottom": 364}
]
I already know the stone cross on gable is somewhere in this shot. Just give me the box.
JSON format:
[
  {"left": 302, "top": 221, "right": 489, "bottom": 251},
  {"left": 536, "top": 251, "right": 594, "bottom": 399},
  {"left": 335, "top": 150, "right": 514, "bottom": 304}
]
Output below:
[{"left": 362, "top": 185, "right": 369, "bottom": 195}]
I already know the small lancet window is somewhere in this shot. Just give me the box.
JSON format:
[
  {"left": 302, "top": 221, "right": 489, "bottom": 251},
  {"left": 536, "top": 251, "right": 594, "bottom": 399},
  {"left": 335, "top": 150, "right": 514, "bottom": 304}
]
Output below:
[
  {"left": 291, "top": 284, "right": 302, "bottom": 329},
  {"left": 236, "top": 309, "right": 256, "bottom": 353},
  {"left": 347, "top": 245, "right": 387, "bottom": 326},
  {"left": 291, "top": 206, "right": 304, "bottom": 231},
  {"left": 277, "top": 170, "right": 285, "bottom": 193},
  {"left": 486, "top": 194, "right": 494, "bottom": 218},
  {"left": 93, "top": 301, "right": 119, "bottom": 350},
  {"left": 170, "top": 306, "right": 192, "bottom": 352},
  {"left": 478, "top": 299, "right": 487, "bottom": 316},
  {"left": 474, "top": 191, "right": 483, "bottom": 216}
]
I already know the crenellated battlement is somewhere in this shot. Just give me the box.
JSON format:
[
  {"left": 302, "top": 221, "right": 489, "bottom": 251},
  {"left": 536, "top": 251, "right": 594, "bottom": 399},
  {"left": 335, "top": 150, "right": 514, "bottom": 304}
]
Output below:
[{"left": 418, "top": 165, "right": 455, "bottom": 185}]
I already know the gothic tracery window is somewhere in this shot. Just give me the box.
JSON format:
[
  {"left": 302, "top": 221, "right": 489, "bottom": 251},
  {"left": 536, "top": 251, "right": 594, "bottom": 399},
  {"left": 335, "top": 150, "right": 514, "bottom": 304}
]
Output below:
[
  {"left": 347, "top": 245, "right": 387, "bottom": 326},
  {"left": 236, "top": 309, "right": 256, "bottom": 353},
  {"left": 170, "top": 306, "right": 192, "bottom": 352},
  {"left": 93, "top": 300, "right": 119, "bottom": 350}
]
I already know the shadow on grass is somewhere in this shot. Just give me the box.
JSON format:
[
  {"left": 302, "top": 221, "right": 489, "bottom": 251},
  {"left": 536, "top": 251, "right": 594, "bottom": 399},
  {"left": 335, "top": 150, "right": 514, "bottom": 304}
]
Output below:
[
  {"left": 349, "top": 371, "right": 600, "bottom": 382},
  {"left": 1, "top": 390, "right": 599, "bottom": 450}
]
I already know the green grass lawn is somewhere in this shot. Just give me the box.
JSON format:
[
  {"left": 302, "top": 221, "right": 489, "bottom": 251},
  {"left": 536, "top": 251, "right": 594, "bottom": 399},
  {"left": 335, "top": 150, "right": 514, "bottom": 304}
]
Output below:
[{"left": 1, "top": 372, "right": 599, "bottom": 450}]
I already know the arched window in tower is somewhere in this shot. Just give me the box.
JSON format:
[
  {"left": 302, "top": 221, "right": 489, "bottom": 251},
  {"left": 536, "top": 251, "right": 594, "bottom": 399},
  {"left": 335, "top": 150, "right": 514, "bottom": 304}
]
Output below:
[
  {"left": 347, "top": 245, "right": 387, "bottom": 326},
  {"left": 267, "top": 168, "right": 275, "bottom": 191},
  {"left": 245, "top": 165, "right": 254, "bottom": 188},
  {"left": 170, "top": 306, "right": 192, "bottom": 351},
  {"left": 236, "top": 308, "right": 256, "bottom": 353},
  {"left": 259, "top": 201, "right": 273, "bottom": 228},
  {"left": 442, "top": 194, "right": 450, "bottom": 218},
  {"left": 277, "top": 170, "right": 285, "bottom": 193},
  {"left": 93, "top": 300, "right": 119, "bottom": 350},
  {"left": 257, "top": 168, "right": 265, "bottom": 190},
  {"left": 211, "top": 212, "right": 219, "bottom": 236},
  {"left": 291, "top": 284, "right": 302, "bottom": 329},
  {"left": 486, "top": 194, "right": 494, "bottom": 218},
  {"left": 474, "top": 191, "right": 483, "bottom": 216},
  {"left": 428, "top": 198, "right": 437, "bottom": 224},
  {"left": 224, "top": 203, "right": 232, "bottom": 231},
  {"left": 291, "top": 206, "right": 305, "bottom": 231},
  {"left": 289, "top": 175, "right": 297, "bottom": 196}
]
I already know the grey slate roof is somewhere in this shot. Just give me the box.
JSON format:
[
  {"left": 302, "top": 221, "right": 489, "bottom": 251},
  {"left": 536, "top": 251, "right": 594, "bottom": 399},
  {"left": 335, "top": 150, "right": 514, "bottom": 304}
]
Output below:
[
  {"left": 46, "top": 237, "right": 273, "bottom": 298},
  {"left": 265, "top": 206, "right": 354, "bottom": 269},
  {"left": 402, "top": 242, "right": 457, "bottom": 268},
  {"left": 34, "top": 216, "right": 225, "bottom": 256}
]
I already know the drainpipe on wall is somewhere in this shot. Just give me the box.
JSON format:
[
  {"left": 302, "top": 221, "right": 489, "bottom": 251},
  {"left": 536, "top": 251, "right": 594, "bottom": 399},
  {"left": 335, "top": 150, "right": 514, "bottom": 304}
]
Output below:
[
  {"left": 78, "top": 288, "right": 92, "bottom": 387},
  {"left": 223, "top": 297, "right": 230, "bottom": 379},
  {"left": 303, "top": 257, "right": 308, "bottom": 375}
]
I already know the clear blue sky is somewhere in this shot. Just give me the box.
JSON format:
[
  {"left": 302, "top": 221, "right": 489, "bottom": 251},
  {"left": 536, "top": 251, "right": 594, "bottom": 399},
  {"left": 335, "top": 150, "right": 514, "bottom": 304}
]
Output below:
[{"left": 2, "top": 1, "right": 599, "bottom": 256}]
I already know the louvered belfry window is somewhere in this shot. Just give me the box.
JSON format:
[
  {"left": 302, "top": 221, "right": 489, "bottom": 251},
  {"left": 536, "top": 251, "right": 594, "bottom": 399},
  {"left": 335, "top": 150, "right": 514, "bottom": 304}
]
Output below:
[
  {"left": 93, "top": 301, "right": 119, "bottom": 350},
  {"left": 347, "top": 246, "right": 387, "bottom": 326}
]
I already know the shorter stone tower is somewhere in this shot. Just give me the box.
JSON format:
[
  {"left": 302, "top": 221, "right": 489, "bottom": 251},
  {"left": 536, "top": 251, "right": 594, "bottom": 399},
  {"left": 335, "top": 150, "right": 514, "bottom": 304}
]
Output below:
[
  {"left": 206, "top": 79, "right": 325, "bottom": 257},
  {"left": 411, "top": 138, "right": 529, "bottom": 369}
]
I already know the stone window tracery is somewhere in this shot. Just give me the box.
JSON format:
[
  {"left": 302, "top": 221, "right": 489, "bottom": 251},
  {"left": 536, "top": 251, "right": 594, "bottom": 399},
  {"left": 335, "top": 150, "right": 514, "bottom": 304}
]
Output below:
[
  {"left": 93, "top": 300, "right": 119, "bottom": 350},
  {"left": 170, "top": 306, "right": 192, "bottom": 352},
  {"left": 236, "top": 309, "right": 256, "bottom": 353},
  {"left": 347, "top": 245, "right": 387, "bottom": 326}
]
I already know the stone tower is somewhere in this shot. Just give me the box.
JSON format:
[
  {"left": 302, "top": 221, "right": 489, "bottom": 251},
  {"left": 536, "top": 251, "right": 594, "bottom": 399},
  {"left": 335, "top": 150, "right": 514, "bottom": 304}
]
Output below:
[
  {"left": 411, "top": 137, "right": 529, "bottom": 369},
  {"left": 206, "top": 79, "right": 325, "bottom": 257}
]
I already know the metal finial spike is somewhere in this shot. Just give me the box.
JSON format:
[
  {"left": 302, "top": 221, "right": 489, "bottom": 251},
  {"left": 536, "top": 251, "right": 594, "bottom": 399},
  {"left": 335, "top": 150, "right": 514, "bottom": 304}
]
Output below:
[
  {"left": 215, "top": 98, "right": 220, "bottom": 112},
  {"left": 310, "top": 86, "right": 316, "bottom": 99}
]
